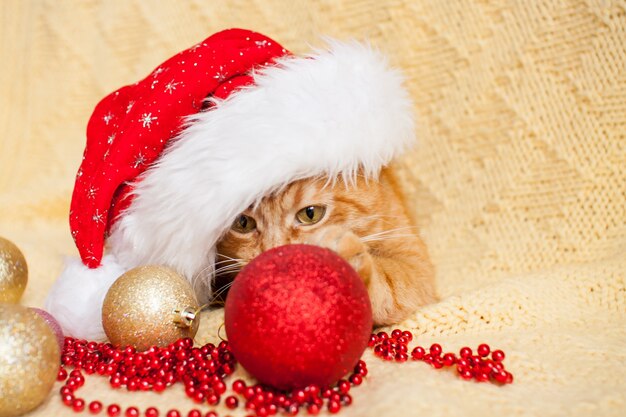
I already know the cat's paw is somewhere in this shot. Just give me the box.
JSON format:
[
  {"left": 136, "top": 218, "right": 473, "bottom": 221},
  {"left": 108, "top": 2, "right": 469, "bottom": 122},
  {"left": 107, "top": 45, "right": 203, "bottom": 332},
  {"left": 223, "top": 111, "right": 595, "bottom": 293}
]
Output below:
[{"left": 306, "top": 226, "right": 373, "bottom": 282}]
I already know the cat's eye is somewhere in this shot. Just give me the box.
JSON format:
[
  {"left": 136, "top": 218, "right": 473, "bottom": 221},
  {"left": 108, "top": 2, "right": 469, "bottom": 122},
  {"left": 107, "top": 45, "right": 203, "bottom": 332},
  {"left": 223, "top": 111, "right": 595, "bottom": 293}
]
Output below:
[
  {"left": 232, "top": 214, "right": 257, "bottom": 233},
  {"left": 296, "top": 205, "right": 326, "bottom": 225}
]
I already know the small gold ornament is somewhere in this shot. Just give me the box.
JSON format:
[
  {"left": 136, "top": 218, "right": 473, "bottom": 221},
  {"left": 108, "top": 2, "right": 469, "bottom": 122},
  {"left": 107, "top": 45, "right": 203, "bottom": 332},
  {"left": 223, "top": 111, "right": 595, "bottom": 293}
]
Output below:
[
  {"left": 0, "top": 237, "right": 28, "bottom": 303},
  {"left": 0, "top": 304, "right": 60, "bottom": 417},
  {"left": 102, "top": 265, "right": 200, "bottom": 351}
]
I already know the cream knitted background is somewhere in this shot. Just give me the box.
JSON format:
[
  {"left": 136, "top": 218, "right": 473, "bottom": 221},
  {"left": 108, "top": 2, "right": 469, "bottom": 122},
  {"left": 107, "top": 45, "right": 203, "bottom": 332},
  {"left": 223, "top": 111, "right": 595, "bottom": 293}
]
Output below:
[{"left": 1, "top": 0, "right": 625, "bottom": 416}]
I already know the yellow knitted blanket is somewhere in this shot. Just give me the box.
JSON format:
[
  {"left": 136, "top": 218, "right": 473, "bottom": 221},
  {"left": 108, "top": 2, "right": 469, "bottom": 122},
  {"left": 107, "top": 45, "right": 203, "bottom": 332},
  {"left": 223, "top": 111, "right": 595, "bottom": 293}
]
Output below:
[{"left": 1, "top": 1, "right": 624, "bottom": 416}]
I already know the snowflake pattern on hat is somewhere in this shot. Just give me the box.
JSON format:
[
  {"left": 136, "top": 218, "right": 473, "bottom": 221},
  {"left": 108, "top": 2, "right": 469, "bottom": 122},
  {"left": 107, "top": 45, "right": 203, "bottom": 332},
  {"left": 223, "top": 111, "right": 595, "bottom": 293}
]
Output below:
[{"left": 70, "top": 29, "right": 288, "bottom": 267}]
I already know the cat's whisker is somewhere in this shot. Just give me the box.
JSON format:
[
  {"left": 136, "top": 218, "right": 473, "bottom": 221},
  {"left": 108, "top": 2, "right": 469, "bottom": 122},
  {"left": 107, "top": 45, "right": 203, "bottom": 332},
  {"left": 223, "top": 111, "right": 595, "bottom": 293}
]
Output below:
[
  {"left": 191, "top": 264, "right": 216, "bottom": 284},
  {"left": 211, "top": 281, "right": 235, "bottom": 300},
  {"left": 359, "top": 214, "right": 410, "bottom": 227},
  {"left": 358, "top": 226, "right": 415, "bottom": 237},
  {"left": 361, "top": 226, "right": 419, "bottom": 241},
  {"left": 216, "top": 253, "right": 244, "bottom": 262},
  {"left": 360, "top": 214, "right": 404, "bottom": 219},
  {"left": 361, "top": 234, "right": 418, "bottom": 243},
  {"left": 213, "top": 259, "right": 242, "bottom": 266},
  {"left": 213, "top": 264, "right": 243, "bottom": 275}
]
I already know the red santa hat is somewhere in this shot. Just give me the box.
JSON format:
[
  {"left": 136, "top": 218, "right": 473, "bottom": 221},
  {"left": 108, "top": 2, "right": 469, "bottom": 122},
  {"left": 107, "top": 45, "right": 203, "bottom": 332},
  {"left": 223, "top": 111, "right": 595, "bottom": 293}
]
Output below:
[{"left": 46, "top": 28, "right": 415, "bottom": 340}]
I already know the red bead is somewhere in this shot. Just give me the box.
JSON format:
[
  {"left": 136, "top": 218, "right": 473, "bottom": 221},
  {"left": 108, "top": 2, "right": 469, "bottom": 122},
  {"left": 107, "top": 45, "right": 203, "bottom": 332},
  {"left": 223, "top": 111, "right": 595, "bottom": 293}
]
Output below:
[
  {"left": 294, "top": 389, "right": 307, "bottom": 404},
  {"left": 491, "top": 349, "right": 505, "bottom": 362},
  {"left": 307, "top": 404, "right": 320, "bottom": 415},
  {"left": 341, "top": 394, "right": 352, "bottom": 405},
  {"left": 166, "top": 411, "right": 181, "bottom": 417},
  {"left": 243, "top": 386, "right": 255, "bottom": 400},
  {"left": 232, "top": 379, "right": 246, "bottom": 394},
  {"left": 367, "top": 334, "right": 378, "bottom": 347},
  {"left": 442, "top": 353, "right": 456, "bottom": 366},
  {"left": 431, "top": 356, "right": 444, "bottom": 369},
  {"left": 391, "top": 329, "right": 403, "bottom": 339},
  {"left": 58, "top": 368, "right": 68, "bottom": 381},
  {"left": 127, "top": 379, "right": 139, "bottom": 391},
  {"left": 429, "top": 343, "right": 442, "bottom": 356},
  {"left": 458, "top": 368, "right": 473, "bottom": 380},
  {"left": 67, "top": 378, "right": 80, "bottom": 390},
  {"left": 187, "top": 410, "right": 202, "bottom": 417},
  {"left": 73, "top": 398, "right": 86, "bottom": 412},
  {"left": 337, "top": 379, "right": 350, "bottom": 394},
  {"left": 505, "top": 372, "right": 514, "bottom": 384},
  {"left": 145, "top": 407, "right": 159, "bottom": 417},
  {"left": 110, "top": 375, "right": 122, "bottom": 388},
  {"left": 213, "top": 380, "right": 227, "bottom": 394},
  {"left": 477, "top": 344, "right": 491, "bottom": 357},
  {"left": 286, "top": 404, "right": 299, "bottom": 416},
  {"left": 401, "top": 330, "right": 413, "bottom": 341},
  {"left": 306, "top": 384, "right": 320, "bottom": 398},
  {"left": 459, "top": 347, "right": 472, "bottom": 358},
  {"left": 376, "top": 331, "right": 388, "bottom": 341},
  {"left": 107, "top": 404, "right": 121, "bottom": 417},
  {"left": 328, "top": 401, "right": 341, "bottom": 414},
  {"left": 125, "top": 407, "right": 139, "bottom": 417},
  {"left": 395, "top": 352, "right": 408, "bottom": 362},
  {"left": 225, "top": 395, "right": 239, "bottom": 409},
  {"left": 204, "top": 413, "right": 218, "bottom": 417},
  {"left": 475, "top": 372, "right": 489, "bottom": 382},
  {"left": 349, "top": 374, "right": 363, "bottom": 385},
  {"left": 89, "top": 401, "right": 103, "bottom": 414},
  {"left": 411, "top": 346, "right": 425, "bottom": 360},
  {"left": 494, "top": 370, "right": 508, "bottom": 383},
  {"left": 62, "top": 393, "right": 75, "bottom": 406}
]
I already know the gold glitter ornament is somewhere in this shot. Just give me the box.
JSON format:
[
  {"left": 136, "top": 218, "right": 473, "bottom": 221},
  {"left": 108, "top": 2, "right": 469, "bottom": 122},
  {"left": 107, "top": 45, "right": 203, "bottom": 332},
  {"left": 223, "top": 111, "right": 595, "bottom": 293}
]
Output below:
[
  {"left": 102, "top": 265, "right": 200, "bottom": 351},
  {"left": 0, "top": 303, "right": 60, "bottom": 417},
  {"left": 0, "top": 237, "right": 28, "bottom": 303}
]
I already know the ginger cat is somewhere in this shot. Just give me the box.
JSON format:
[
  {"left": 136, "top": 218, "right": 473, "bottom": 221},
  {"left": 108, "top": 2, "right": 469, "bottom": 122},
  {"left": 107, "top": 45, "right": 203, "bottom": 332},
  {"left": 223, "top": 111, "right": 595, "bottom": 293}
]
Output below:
[{"left": 215, "top": 169, "right": 437, "bottom": 325}]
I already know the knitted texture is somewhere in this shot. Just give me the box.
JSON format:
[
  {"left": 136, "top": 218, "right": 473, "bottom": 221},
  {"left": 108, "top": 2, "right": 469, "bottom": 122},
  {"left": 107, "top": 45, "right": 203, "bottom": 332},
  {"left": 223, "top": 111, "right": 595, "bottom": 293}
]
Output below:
[{"left": 0, "top": 1, "right": 624, "bottom": 416}]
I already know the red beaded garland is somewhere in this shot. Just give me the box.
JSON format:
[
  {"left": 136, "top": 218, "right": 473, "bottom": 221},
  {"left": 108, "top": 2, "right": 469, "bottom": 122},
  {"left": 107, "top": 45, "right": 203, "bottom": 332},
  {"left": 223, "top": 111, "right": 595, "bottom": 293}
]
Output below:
[
  {"left": 58, "top": 336, "right": 368, "bottom": 417},
  {"left": 58, "top": 329, "right": 510, "bottom": 417},
  {"left": 368, "top": 330, "right": 513, "bottom": 385}
]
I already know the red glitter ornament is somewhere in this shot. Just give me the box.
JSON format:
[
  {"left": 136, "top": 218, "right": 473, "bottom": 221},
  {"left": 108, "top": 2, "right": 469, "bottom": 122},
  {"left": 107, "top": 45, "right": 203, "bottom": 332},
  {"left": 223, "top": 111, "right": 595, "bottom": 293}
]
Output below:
[{"left": 225, "top": 244, "right": 373, "bottom": 390}]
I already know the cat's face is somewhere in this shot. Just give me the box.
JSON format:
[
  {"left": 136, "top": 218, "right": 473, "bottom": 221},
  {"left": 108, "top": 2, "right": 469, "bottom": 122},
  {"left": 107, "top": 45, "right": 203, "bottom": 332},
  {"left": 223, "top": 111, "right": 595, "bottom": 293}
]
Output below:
[
  {"left": 216, "top": 175, "right": 378, "bottom": 266},
  {"left": 214, "top": 172, "right": 437, "bottom": 323}
]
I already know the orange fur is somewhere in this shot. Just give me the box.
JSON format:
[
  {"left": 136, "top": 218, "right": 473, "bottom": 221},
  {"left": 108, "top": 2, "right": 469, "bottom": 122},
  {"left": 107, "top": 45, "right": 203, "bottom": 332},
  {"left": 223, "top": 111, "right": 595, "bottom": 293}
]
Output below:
[{"left": 215, "top": 169, "right": 437, "bottom": 325}]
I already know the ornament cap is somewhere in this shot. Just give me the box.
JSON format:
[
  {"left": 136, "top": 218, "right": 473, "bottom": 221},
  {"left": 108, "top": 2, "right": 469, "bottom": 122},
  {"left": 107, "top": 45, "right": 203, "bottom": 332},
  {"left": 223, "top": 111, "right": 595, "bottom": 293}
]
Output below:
[{"left": 173, "top": 306, "right": 197, "bottom": 329}]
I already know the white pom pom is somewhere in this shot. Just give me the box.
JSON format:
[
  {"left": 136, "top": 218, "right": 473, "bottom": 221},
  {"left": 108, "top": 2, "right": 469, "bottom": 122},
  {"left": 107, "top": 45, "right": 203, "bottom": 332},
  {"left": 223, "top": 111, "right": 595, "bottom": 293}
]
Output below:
[{"left": 45, "top": 255, "right": 126, "bottom": 340}]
